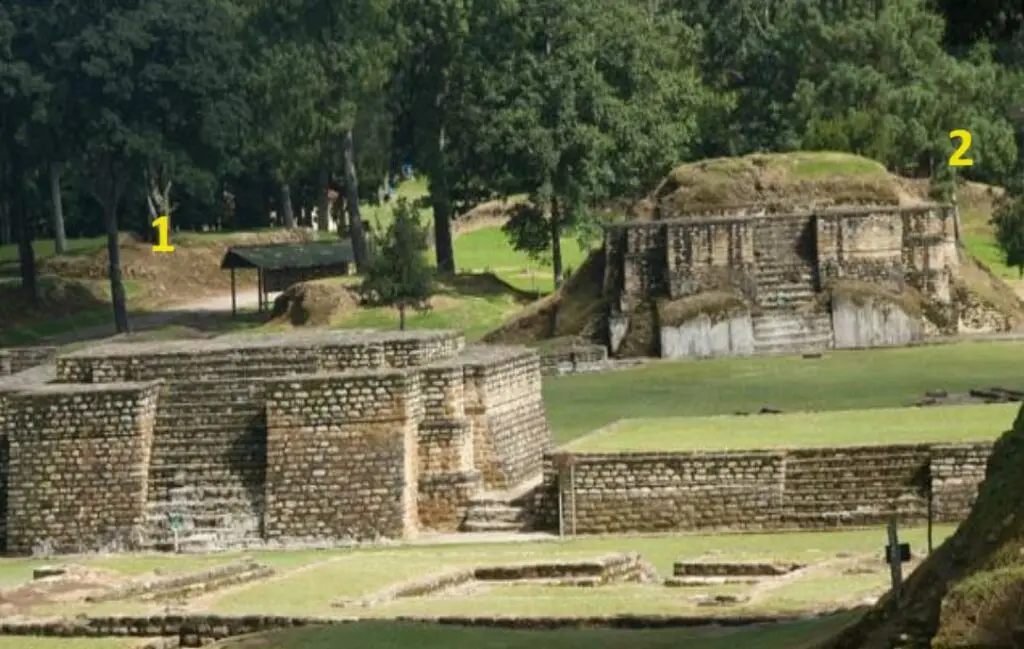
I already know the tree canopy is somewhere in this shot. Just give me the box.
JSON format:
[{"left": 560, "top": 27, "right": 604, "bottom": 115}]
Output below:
[{"left": 2, "top": 0, "right": 1023, "bottom": 323}]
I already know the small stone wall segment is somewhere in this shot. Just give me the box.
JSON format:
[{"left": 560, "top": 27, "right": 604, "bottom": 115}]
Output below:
[
  {"left": 264, "top": 371, "right": 422, "bottom": 541},
  {"left": 781, "top": 445, "right": 931, "bottom": 527},
  {"left": 831, "top": 295, "right": 922, "bottom": 348},
  {"left": 539, "top": 344, "right": 609, "bottom": 375},
  {"left": 539, "top": 442, "right": 993, "bottom": 534},
  {"left": 929, "top": 443, "right": 990, "bottom": 522},
  {"left": 0, "top": 346, "right": 59, "bottom": 376},
  {"left": 460, "top": 346, "right": 551, "bottom": 491},
  {"left": 551, "top": 451, "right": 786, "bottom": 534},
  {"left": 4, "top": 381, "right": 160, "bottom": 555}
]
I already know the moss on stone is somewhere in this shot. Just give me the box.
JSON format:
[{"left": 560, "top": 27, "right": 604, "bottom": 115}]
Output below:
[
  {"left": 822, "top": 279, "right": 924, "bottom": 319},
  {"left": 655, "top": 292, "right": 750, "bottom": 327}
]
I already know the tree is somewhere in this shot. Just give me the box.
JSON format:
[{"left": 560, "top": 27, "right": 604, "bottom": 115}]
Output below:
[
  {"left": 456, "top": 0, "right": 710, "bottom": 288},
  {"left": 361, "top": 198, "right": 433, "bottom": 330},
  {"left": 992, "top": 191, "right": 1024, "bottom": 277}
]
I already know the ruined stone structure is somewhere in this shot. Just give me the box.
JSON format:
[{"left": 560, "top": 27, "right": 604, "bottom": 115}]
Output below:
[
  {"left": 602, "top": 204, "right": 962, "bottom": 356},
  {"left": 535, "top": 442, "right": 991, "bottom": 535},
  {"left": 0, "top": 331, "right": 551, "bottom": 555}
]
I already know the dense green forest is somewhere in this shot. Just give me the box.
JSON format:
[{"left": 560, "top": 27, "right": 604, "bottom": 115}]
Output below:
[{"left": 1, "top": 0, "right": 1023, "bottom": 330}]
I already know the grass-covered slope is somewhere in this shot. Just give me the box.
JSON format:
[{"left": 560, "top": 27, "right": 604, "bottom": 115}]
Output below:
[
  {"left": 820, "top": 404, "right": 1024, "bottom": 649},
  {"left": 484, "top": 151, "right": 1024, "bottom": 350}
]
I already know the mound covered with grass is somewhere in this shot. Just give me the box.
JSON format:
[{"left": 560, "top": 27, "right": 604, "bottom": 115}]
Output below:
[
  {"left": 270, "top": 280, "right": 358, "bottom": 327},
  {"left": 819, "top": 404, "right": 1024, "bottom": 649},
  {"left": 484, "top": 151, "right": 1024, "bottom": 352}
]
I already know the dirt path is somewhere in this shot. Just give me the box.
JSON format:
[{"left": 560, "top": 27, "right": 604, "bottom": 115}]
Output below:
[{"left": 44, "top": 289, "right": 263, "bottom": 345}]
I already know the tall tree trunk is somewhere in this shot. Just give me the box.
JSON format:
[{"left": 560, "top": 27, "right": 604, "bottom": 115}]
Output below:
[
  {"left": 104, "top": 204, "right": 130, "bottom": 334},
  {"left": 342, "top": 129, "right": 369, "bottom": 270},
  {"left": 14, "top": 168, "right": 38, "bottom": 306},
  {"left": 430, "top": 124, "right": 456, "bottom": 273},
  {"left": 317, "top": 166, "right": 331, "bottom": 232},
  {"left": 279, "top": 182, "right": 296, "bottom": 228},
  {"left": 48, "top": 161, "right": 67, "bottom": 255},
  {"left": 398, "top": 302, "right": 406, "bottom": 330},
  {"left": 550, "top": 197, "right": 564, "bottom": 289}
]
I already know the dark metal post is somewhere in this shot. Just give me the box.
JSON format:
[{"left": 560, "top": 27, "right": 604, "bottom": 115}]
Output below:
[
  {"left": 230, "top": 267, "right": 237, "bottom": 316},
  {"left": 888, "top": 517, "right": 903, "bottom": 604}
]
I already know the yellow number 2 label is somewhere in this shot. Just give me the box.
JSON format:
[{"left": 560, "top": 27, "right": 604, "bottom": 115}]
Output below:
[
  {"left": 151, "top": 215, "right": 175, "bottom": 252},
  {"left": 948, "top": 129, "right": 973, "bottom": 167}
]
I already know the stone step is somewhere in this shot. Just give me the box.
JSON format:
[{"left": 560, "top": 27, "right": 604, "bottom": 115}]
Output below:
[
  {"left": 460, "top": 519, "right": 532, "bottom": 533},
  {"left": 147, "top": 484, "right": 263, "bottom": 502},
  {"left": 464, "top": 503, "right": 527, "bottom": 524},
  {"left": 753, "top": 340, "right": 833, "bottom": 355},
  {"left": 782, "top": 510, "right": 926, "bottom": 526},
  {"left": 146, "top": 498, "right": 263, "bottom": 516},
  {"left": 139, "top": 528, "right": 260, "bottom": 552}
]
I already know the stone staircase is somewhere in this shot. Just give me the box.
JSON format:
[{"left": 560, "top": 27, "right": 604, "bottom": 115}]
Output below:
[
  {"left": 142, "top": 380, "right": 267, "bottom": 550},
  {"left": 751, "top": 251, "right": 833, "bottom": 353},
  {"left": 460, "top": 476, "right": 541, "bottom": 533},
  {"left": 752, "top": 311, "right": 834, "bottom": 354},
  {"left": 781, "top": 450, "right": 930, "bottom": 528}
]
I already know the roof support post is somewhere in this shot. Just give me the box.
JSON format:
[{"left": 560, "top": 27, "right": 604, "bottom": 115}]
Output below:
[
  {"left": 230, "top": 267, "right": 237, "bottom": 316},
  {"left": 257, "top": 269, "right": 264, "bottom": 313}
]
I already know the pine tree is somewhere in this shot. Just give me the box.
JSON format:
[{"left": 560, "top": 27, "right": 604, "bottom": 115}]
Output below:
[{"left": 360, "top": 198, "right": 433, "bottom": 330}]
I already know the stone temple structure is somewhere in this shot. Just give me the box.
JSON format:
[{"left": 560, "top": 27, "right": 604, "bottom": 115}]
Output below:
[
  {"left": 601, "top": 203, "right": 980, "bottom": 357},
  {"left": 0, "top": 331, "right": 551, "bottom": 555}
]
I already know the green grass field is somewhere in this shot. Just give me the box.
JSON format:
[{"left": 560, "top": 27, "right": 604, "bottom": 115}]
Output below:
[
  {"left": 454, "top": 226, "right": 590, "bottom": 294},
  {"left": 543, "top": 342, "right": 1024, "bottom": 443},
  {"left": 565, "top": 403, "right": 1016, "bottom": 452}
]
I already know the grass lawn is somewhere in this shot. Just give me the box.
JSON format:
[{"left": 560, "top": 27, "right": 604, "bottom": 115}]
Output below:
[
  {"left": 454, "top": 226, "right": 591, "bottom": 295},
  {"left": 564, "top": 403, "right": 1016, "bottom": 453},
  {"left": 542, "top": 341, "right": 1024, "bottom": 443},
  {"left": 216, "top": 614, "right": 861, "bottom": 649}
]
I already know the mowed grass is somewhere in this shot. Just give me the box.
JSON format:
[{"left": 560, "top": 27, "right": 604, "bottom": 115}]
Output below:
[
  {"left": 454, "top": 226, "right": 590, "bottom": 294},
  {"left": 566, "top": 403, "right": 1017, "bottom": 452},
  {"left": 542, "top": 341, "right": 1024, "bottom": 443},
  {"left": 216, "top": 614, "right": 861, "bottom": 649},
  {"left": 189, "top": 525, "right": 952, "bottom": 618}
]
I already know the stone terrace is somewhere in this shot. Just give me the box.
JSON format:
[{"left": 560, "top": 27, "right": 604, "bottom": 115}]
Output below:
[{"left": 0, "top": 330, "right": 552, "bottom": 555}]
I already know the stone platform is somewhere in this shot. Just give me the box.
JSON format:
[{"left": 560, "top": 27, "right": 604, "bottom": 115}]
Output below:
[{"left": 0, "top": 330, "right": 552, "bottom": 555}]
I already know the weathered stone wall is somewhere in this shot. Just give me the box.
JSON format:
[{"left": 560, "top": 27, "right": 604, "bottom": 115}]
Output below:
[
  {"left": 0, "top": 330, "right": 552, "bottom": 550},
  {"left": 0, "top": 346, "right": 58, "bottom": 376},
  {"left": 929, "top": 443, "right": 990, "bottom": 522},
  {"left": 263, "top": 371, "right": 422, "bottom": 541},
  {"left": 535, "top": 441, "right": 992, "bottom": 535},
  {"left": 3, "top": 382, "right": 161, "bottom": 555},
  {"left": 539, "top": 344, "right": 608, "bottom": 375},
  {"left": 462, "top": 346, "right": 551, "bottom": 491},
  {"left": 603, "top": 204, "right": 961, "bottom": 356},
  {"left": 831, "top": 295, "right": 922, "bottom": 348}
]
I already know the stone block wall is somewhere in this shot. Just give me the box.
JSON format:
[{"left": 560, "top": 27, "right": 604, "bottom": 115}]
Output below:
[
  {"left": 665, "top": 219, "right": 756, "bottom": 300},
  {"left": 264, "top": 371, "right": 422, "bottom": 541},
  {"left": 831, "top": 295, "right": 922, "bottom": 348},
  {"left": 536, "top": 441, "right": 993, "bottom": 535},
  {"left": 0, "top": 346, "right": 58, "bottom": 376},
  {"left": 929, "top": 443, "right": 990, "bottom": 522},
  {"left": 3, "top": 382, "right": 160, "bottom": 554},
  {"left": 0, "top": 330, "right": 551, "bottom": 551},
  {"left": 462, "top": 347, "right": 551, "bottom": 491}
]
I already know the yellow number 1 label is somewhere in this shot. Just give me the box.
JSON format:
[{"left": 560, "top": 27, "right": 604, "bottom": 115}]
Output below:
[
  {"left": 948, "top": 129, "right": 973, "bottom": 167},
  {"left": 152, "top": 215, "right": 175, "bottom": 252}
]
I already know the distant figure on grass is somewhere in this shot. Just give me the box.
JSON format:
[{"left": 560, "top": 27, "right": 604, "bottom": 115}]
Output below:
[{"left": 360, "top": 198, "right": 433, "bottom": 330}]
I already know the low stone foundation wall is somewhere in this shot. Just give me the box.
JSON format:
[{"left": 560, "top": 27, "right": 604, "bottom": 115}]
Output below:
[
  {"left": 0, "top": 346, "right": 58, "bottom": 376},
  {"left": 0, "top": 612, "right": 836, "bottom": 645},
  {"left": 535, "top": 441, "right": 992, "bottom": 534},
  {"left": 539, "top": 344, "right": 609, "bottom": 375}
]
